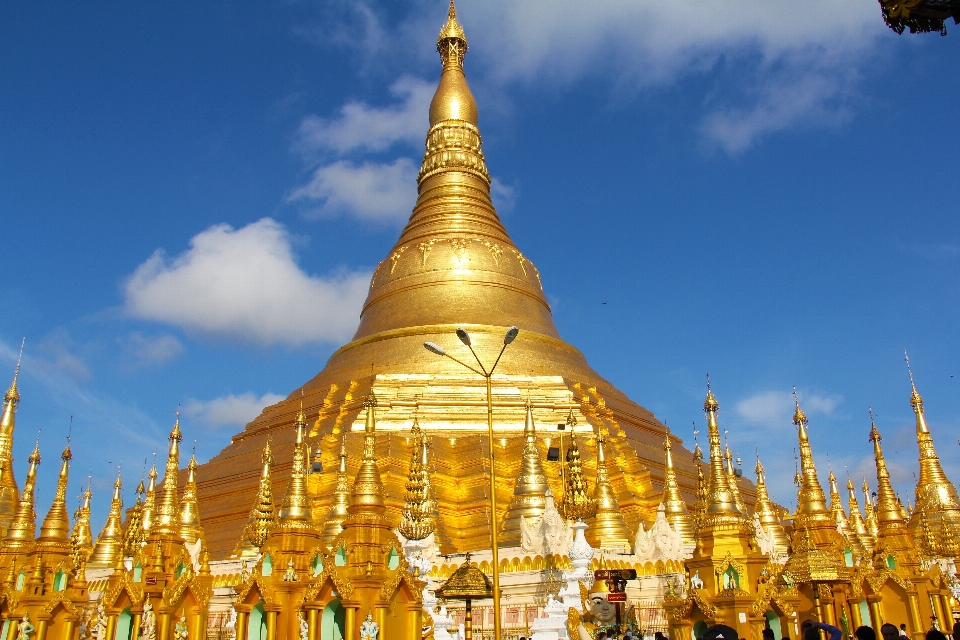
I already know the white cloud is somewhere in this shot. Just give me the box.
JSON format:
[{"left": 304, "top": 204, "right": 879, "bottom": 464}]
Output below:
[
  {"left": 735, "top": 390, "right": 841, "bottom": 426},
  {"left": 288, "top": 158, "right": 418, "bottom": 224},
  {"left": 124, "top": 218, "right": 370, "bottom": 346},
  {"left": 380, "top": 0, "right": 882, "bottom": 151},
  {"left": 490, "top": 177, "right": 517, "bottom": 214},
  {"left": 184, "top": 392, "right": 285, "bottom": 429},
  {"left": 123, "top": 332, "right": 183, "bottom": 367},
  {"left": 294, "top": 76, "right": 433, "bottom": 156}
]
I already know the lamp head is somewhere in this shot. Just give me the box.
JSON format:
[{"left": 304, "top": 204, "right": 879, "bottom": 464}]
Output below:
[
  {"left": 423, "top": 342, "right": 446, "bottom": 357},
  {"left": 503, "top": 326, "right": 519, "bottom": 345},
  {"left": 456, "top": 328, "right": 471, "bottom": 346}
]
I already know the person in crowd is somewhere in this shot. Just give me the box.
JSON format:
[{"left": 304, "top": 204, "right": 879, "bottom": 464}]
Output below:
[
  {"left": 901, "top": 625, "right": 908, "bottom": 637},
  {"left": 763, "top": 629, "right": 776, "bottom": 640},
  {"left": 925, "top": 630, "right": 947, "bottom": 640},
  {"left": 702, "top": 624, "right": 740, "bottom": 640},
  {"left": 802, "top": 620, "right": 842, "bottom": 640},
  {"left": 882, "top": 623, "right": 901, "bottom": 640},
  {"left": 855, "top": 625, "right": 877, "bottom": 640}
]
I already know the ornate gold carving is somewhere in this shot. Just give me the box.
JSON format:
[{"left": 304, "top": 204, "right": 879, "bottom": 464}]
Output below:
[{"left": 389, "top": 247, "right": 407, "bottom": 274}]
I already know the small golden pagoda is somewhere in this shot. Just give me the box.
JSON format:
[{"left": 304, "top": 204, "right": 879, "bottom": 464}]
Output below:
[
  {"left": 0, "top": 360, "right": 23, "bottom": 538},
  {"left": 903, "top": 358, "right": 960, "bottom": 560},
  {"left": 661, "top": 428, "right": 694, "bottom": 545},
  {"left": 753, "top": 455, "right": 790, "bottom": 555}
]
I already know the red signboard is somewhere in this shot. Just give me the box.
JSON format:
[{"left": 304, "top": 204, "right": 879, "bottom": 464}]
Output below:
[
  {"left": 146, "top": 577, "right": 157, "bottom": 585},
  {"left": 607, "top": 593, "right": 627, "bottom": 602}
]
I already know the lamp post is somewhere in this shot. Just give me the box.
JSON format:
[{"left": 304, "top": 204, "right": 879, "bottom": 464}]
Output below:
[{"left": 424, "top": 325, "right": 519, "bottom": 640}]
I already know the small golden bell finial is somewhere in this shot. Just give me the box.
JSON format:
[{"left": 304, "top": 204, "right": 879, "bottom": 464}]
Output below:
[
  {"left": 4, "top": 338, "right": 24, "bottom": 405},
  {"left": 905, "top": 349, "right": 923, "bottom": 410},
  {"left": 792, "top": 387, "right": 807, "bottom": 426}
]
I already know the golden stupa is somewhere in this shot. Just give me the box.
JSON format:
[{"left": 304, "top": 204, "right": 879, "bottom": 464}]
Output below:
[{"left": 193, "top": 0, "right": 723, "bottom": 559}]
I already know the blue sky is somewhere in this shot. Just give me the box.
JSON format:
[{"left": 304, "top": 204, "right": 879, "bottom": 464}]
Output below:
[{"left": 2, "top": 1, "right": 959, "bottom": 530}]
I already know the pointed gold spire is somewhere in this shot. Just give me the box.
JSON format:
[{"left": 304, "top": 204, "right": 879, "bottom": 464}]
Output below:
[
  {"left": 123, "top": 481, "right": 145, "bottom": 557},
  {"left": 724, "top": 439, "right": 747, "bottom": 514},
  {"left": 179, "top": 451, "right": 204, "bottom": 544},
  {"left": 5, "top": 437, "right": 40, "bottom": 550},
  {"left": 88, "top": 471, "right": 124, "bottom": 568},
  {"left": 703, "top": 378, "right": 740, "bottom": 517},
  {"left": 430, "top": 0, "right": 477, "bottom": 127},
  {"left": 348, "top": 394, "right": 385, "bottom": 515},
  {"left": 828, "top": 469, "right": 853, "bottom": 538},
  {"left": 903, "top": 352, "right": 960, "bottom": 542},
  {"left": 239, "top": 438, "right": 276, "bottom": 553},
  {"left": 37, "top": 440, "right": 72, "bottom": 545},
  {"left": 70, "top": 479, "right": 93, "bottom": 572},
  {"left": 862, "top": 476, "right": 879, "bottom": 539},
  {"left": 142, "top": 462, "right": 157, "bottom": 534},
  {"left": 155, "top": 413, "right": 182, "bottom": 536},
  {"left": 847, "top": 475, "right": 874, "bottom": 554},
  {"left": 322, "top": 437, "right": 351, "bottom": 545},
  {"left": 0, "top": 345, "right": 24, "bottom": 536},
  {"left": 278, "top": 402, "right": 312, "bottom": 524},
  {"left": 754, "top": 454, "right": 790, "bottom": 553},
  {"left": 869, "top": 413, "right": 904, "bottom": 530},
  {"left": 661, "top": 427, "right": 694, "bottom": 544},
  {"left": 690, "top": 429, "right": 707, "bottom": 538},
  {"left": 793, "top": 390, "right": 830, "bottom": 520},
  {"left": 500, "top": 401, "right": 549, "bottom": 546},
  {"left": 398, "top": 418, "right": 435, "bottom": 541},
  {"left": 558, "top": 420, "right": 596, "bottom": 522},
  {"left": 588, "top": 431, "right": 630, "bottom": 549}
]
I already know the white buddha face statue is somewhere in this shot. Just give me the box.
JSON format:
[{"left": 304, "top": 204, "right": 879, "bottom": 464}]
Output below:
[{"left": 589, "top": 594, "right": 617, "bottom": 624}]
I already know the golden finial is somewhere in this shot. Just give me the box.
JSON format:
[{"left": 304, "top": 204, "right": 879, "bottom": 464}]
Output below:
[
  {"left": 69, "top": 477, "right": 93, "bottom": 573},
  {"left": 792, "top": 387, "right": 807, "bottom": 426},
  {"left": 239, "top": 437, "right": 276, "bottom": 552},
  {"left": 4, "top": 338, "right": 24, "bottom": 405},
  {"left": 558, "top": 431, "right": 596, "bottom": 522},
  {"left": 661, "top": 426, "right": 694, "bottom": 544},
  {"left": 905, "top": 349, "right": 924, "bottom": 411},
  {"left": 692, "top": 422, "right": 702, "bottom": 461},
  {"left": 88, "top": 468, "right": 124, "bottom": 568},
  {"left": 398, "top": 418, "right": 435, "bottom": 541},
  {"left": 590, "top": 430, "right": 631, "bottom": 549},
  {"left": 142, "top": 457, "right": 158, "bottom": 534},
  {"left": 155, "top": 411, "right": 182, "bottom": 535},
  {"left": 868, "top": 410, "right": 903, "bottom": 529},
  {"left": 321, "top": 436, "right": 351, "bottom": 545},
  {"left": 703, "top": 374, "right": 719, "bottom": 412},
  {"left": 179, "top": 450, "right": 204, "bottom": 545},
  {"left": 702, "top": 378, "right": 740, "bottom": 519},
  {"left": 437, "top": 0, "right": 468, "bottom": 59},
  {"left": 37, "top": 432, "right": 73, "bottom": 545},
  {"left": 500, "top": 400, "right": 549, "bottom": 546},
  {"left": 349, "top": 392, "right": 386, "bottom": 514},
  {"left": 278, "top": 403, "right": 312, "bottom": 523}
]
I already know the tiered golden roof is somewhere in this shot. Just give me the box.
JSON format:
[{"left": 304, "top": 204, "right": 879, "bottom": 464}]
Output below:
[
  {"left": 123, "top": 480, "right": 145, "bottom": 556},
  {"left": 277, "top": 404, "right": 312, "bottom": 524},
  {"left": 349, "top": 395, "right": 386, "bottom": 515},
  {"left": 793, "top": 395, "right": 830, "bottom": 522},
  {"left": 69, "top": 479, "right": 93, "bottom": 571},
  {"left": 869, "top": 418, "right": 904, "bottom": 530},
  {"left": 500, "top": 401, "right": 549, "bottom": 546},
  {"left": 702, "top": 383, "right": 741, "bottom": 521},
  {"left": 557, "top": 426, "right": 596, "bottom": 522}
]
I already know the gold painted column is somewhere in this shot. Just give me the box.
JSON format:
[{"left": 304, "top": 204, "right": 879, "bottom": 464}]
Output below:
[
  {"left": 868, "top": 596, "right": 883, "bottom": 634},
  {"left": 850, "top": 599, "right": 863, "bottom": 630},
  {"left": 930, "top": 593, "right": 947, "bottom": 631},
  {"left": 939, "top": 594, "right": 953, "bottom": 627},
  {"left": 264, "top": 611, "right": 277, "bottom": 640},
  {"left": 7, "top": 618, "right": 18, "bottom": 640},
  {"left": 63, "top": 620, "right": 76, "bottom": 640},
  {"left": 105, "top": 615, "right": 117, "bottom": 640},
  {"left": 344, "top": 607, "right": 357, "bottom": 640},
  {"left": 906, "top": 592, "right": 922, "bottom": 639},
  {"left": 375, "top": 607, "right": 387, "bottom": 638},
  {"left": 235, "top": 612, "right": 248, "bottom": 640},
  {"left": 131, "top": 614, "right": 142, "bottom": 640},
  {"left": 157, "top": 614, "right": 171, "bottom": 640},
  {"left": 407, "top": 605, "right": 421, "bottom": 640},
  {"left": 306, "top": 609, "right": 318, "bottom": 640},
  {"left": 35, "top": 619, "right": 47, "bottom": 640},
  {"left": 464, "top": 600, "right": 472, "bottom": 640}
]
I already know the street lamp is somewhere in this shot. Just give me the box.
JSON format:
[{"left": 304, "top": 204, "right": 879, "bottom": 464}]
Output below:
[{"left": 423, "top": 325, "right": 519, "bottom": 640}]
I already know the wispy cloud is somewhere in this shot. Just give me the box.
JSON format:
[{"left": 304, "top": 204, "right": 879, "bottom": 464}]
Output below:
[
  {"left": 735, "top": 389, "right": 842, "bottom": 426},
  {"left": 288, "top": 158, "right": 417, "bottom": 224},
  {"left": 184, "top": 392, "right": 285, "bottom": 429},
  {"left": 124, "top": 218, "right": 370, "bottom": 346},
  {"left": 294, "top": 76, "right": 432, "bottom": 157},
  {"left": 122, "top": 332, "right": 183, "bottom": 368}
]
